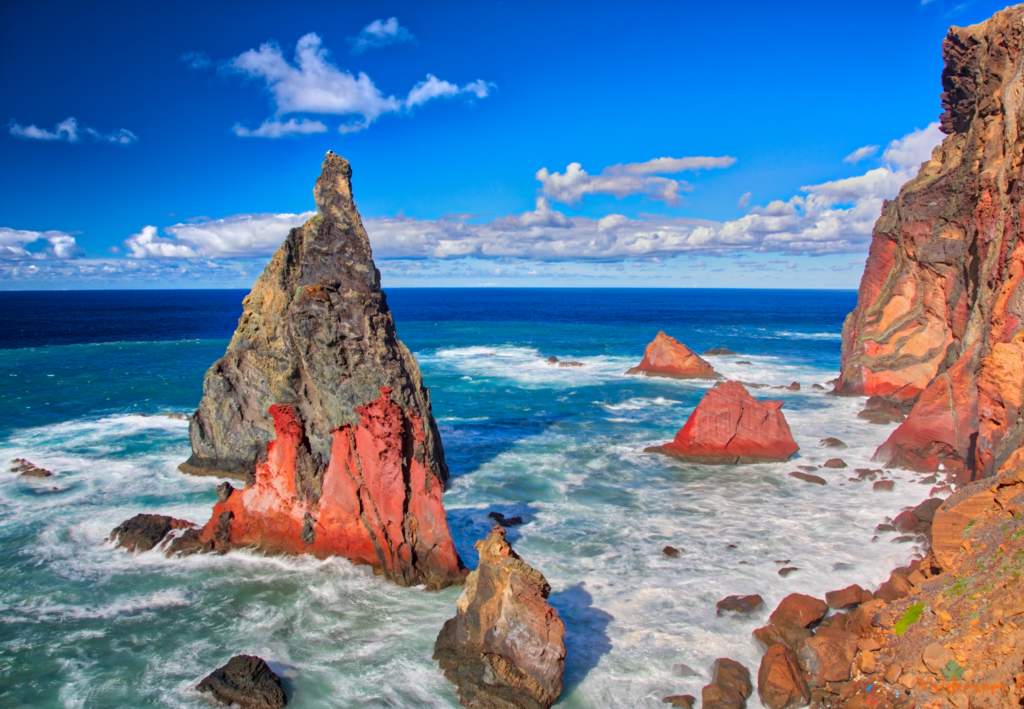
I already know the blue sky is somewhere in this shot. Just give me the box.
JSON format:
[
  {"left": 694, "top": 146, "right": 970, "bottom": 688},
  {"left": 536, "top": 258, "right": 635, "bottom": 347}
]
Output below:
[{"left": 0, "top": 0, "right": 1009, "bottom": 289}]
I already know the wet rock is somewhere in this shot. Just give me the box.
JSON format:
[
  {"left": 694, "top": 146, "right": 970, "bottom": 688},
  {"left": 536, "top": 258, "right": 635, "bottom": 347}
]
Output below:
[
  {"left": 796, "top": 629, "right": 858, "bottom": 686},
  {"left": 546, "top": 356, "right": 559, "bottom": 364},
  {"left": 757, "top": 644, "right": 810, "bottom": 709},
  {"left": 785, "top": 382, "right": 800, "bottom": 391},
  {"left": 701, "top": 658, "right": 752, "bottom": 709},
  {"left": 716, "top": 594, "right": 765, "bottom": 617},
  {"left": 777, "top": 567, "right": 798, "bottom": 577},
  {"left": 662, "top": 545, "right": 681, "bottom": 558},
  {"left": 672, "top": 663, "right": 700, "bottom": 677},
  {"left": 645, "top": 381, "right": 799, "bottom": 464},
  {"left": 825, "top": 584, "right": 865, "bottom": 610},
  {"left": 789, "top": 472, "right": 826, "bottom": 485},
  {"left": 175, "top": 153, "right": 463, "bottom": 590},
  {"left": 769, "top": 594, "right": 828, "bottom": 629},
  {"left": 434, "top": 526, "right": 565, "bottom": 709},
  {"left": 9, "top": 458, "right": 53, "bottom": 478},
  {"left": 891, "top": 510, "right": 919, "bottom": 533},
  {"left": 819, "top": 438, "right": 848, "bottom": 449},
  {"left": 627, "top": 332, "right": 720, "bottom": 379},
  {"left": 821, "top": 459, "right": 847, "bottom": 469},
  {"left": 735, "top": 361, "right": 752, "bottom": 365},
  {"left": 872, "top": 480, "right": 894, "bottom": 491},
  {"left": 811, "top": 384, "right": 825, "bottom": 391},
  {"left": 110, "top": 513, "right": 196, "bottom": 552},
  {"left": 752, "top": 624, "right": 813, "bottom": 653},
  {"left": 704, "top": 348, "right": 737, "bottom": 356},
  {"left": 196, "top": 655, "right": 286, "bottom": 709},
  {"left": 557, "top": 361, "right": 584, "bottom": 368},
  {"left": 488, "top": 511, "right": 524, "bottom": 527},
  {"left": 910, "top": 497, "right": 943, "bottom": 523},
  {"left": 662, "top": 695, "right": 696, "bottom": 708}
]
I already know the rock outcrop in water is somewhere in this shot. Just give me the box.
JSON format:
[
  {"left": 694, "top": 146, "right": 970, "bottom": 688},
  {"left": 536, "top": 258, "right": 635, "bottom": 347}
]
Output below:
[
  {"left": 110, "top": 513, "right": 197, "bottom": 552},
  {"left": 196, "top": 655, "right": 287, "bottom": 709},
  {"left": 434, "top": 526, "right": 566, "bottom": 709},
  {"left": 175, "top": 152, "right": 463, "bottom": 589},
  {"left": 645, "top": 381, "right": 799, "bottom": 464},
  {"left": 837, "top": 6, "right": 1024, "bottom": 478},
  {"left": 626, "top": 332, "right": 719, "bottom": 379}
]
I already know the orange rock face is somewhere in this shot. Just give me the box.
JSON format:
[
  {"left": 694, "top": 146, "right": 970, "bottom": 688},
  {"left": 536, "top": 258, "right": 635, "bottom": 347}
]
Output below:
[
  {"left": 626, "top": 331, "right": 719, "bottom": 379},
  {"left": 646, "top": 381, "right": 799, "bottom": 464},
  {"left": 184, "top": 388, "right": 463, "bottom": 589},
  {"left": 839, "top": 7, "right": 1024, "bottom": 477}
]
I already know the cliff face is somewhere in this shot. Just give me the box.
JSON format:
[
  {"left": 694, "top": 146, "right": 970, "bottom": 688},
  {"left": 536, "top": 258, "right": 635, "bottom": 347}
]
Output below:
[
  {"left": 178, "top": 152, "right": 463, "bottom": 589},
  {"left": 838, "top": 7, "right": 1024, "bottom": 477}
]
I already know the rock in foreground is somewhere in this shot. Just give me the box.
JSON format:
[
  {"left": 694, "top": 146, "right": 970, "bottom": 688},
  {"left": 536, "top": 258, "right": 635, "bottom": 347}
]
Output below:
[
  {"left": 196, "top": 655, "right": 286, "bottom": 709},
  {"left": 646, "top": 381, "right": 799, "bottom": 464},
  {"left": 627, "top": 332, "right": 720, "bottom": 379},
  {"left": 174, "top": 153, "right": 463, "bottom": 589},
  {"left": 434, "top": 526, "right": 565, "bottom": 709}
]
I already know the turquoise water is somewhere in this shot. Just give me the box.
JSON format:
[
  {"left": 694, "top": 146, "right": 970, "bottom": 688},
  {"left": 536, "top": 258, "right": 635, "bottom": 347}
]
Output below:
[{"left": 0, "top": 290, "right": 935, "bottom": 708}]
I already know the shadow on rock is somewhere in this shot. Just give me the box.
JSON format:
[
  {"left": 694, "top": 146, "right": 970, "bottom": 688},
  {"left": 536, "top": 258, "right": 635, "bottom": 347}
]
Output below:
[{"left": 547, "top": 582, "right": 614, "bottom": 693}]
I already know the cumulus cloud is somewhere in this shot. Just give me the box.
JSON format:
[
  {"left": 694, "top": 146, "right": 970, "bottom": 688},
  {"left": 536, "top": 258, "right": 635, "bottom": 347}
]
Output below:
[
  {"left": 123, "top": 212, "right": 315, "bottom": 258},
  {"left": 844, "top": 145, "right": 879, "bottom": 163},
  {"left": 348, "top": 17, "right": 414, "bottom": 53},
  {"left": 231, "top": 118, "right": 328, "bottom": 138},
  {"left": 535, "top": 155, "right": 735, "bottom": 207},
  {"left": 0, "top": 227, "right": 83, "bottom": 259},
  {"left": 881, "top": 122, "right": 944, "bottom": 170},
  {"left": 225, "top": 32, "right": 492, "bottom": 136},
  {"left": 8, "top": 117, "right": 138, "bottom": 145}
]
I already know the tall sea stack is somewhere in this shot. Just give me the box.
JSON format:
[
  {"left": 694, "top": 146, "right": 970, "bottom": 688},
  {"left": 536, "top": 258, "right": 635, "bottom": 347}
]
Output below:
[
  {"left": 177, "top": 152, "right": 464, "bottom": 589},
  {"left": 837, "top": 6, "right": 1024, "bottom": 478}
]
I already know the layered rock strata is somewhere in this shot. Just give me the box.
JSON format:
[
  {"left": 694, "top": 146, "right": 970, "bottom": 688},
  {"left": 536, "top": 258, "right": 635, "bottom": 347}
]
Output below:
[
  {"left": 434, "top": 526, "right": 566, "bottom": 709},
  {"left": 836, "top": 6, "right": 1024, "bottom": 478},
  {"left": 176, "top": 152, "right": 463, "bottom": 589},
  {"left": 645, "top": 381, "right": 799, "bottom": 464},
  {"left": 626, "top": 332, "right": 720, "bottom": 379}
]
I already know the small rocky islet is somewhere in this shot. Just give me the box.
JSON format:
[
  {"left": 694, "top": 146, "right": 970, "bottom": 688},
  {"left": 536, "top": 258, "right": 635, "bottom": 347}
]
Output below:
[{"left": 92, "top": 6, "right": 1024, "bottom": 706}]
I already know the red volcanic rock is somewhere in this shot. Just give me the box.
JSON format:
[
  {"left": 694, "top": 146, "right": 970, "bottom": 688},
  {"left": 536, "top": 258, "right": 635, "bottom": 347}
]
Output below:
[
  {"left": 757, "top": 644, "right": 809, "bottom": 709},
  {"left": 172, "top": 153, "right": 463, "bottom": 589},
  {"left": 837, "top": 7, "right": 1024, "bottom": 477},
  {"left": 626, "top": 332, "right": 720, "bottom": 379},
  {"left": 434, "top": 525, "right": 566, "bottom": 709},
  {"left": 645, "top": 381, "right": 799, "bottom": 464},
  {"left": 769, "top": 594, "right": 828, "bottom": 629},
  {"left": 825, "top": 585, "right": 865, "bottom": 610}
]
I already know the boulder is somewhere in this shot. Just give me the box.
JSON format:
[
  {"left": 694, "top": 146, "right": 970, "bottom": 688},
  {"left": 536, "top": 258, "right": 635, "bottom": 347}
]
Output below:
[
  {"left": 796, "top": 629, "right": 858, "bottom": 686},
  {"left": 645, "top": 381, "right": 799, "bottom": 464},
  {"left": 662, "top": 695, "right": 696, "bottom": 708},
  {"left": 663, "top": 545, "right": 681, "bottom": 558},
  {"left": 757, "top": 644, "right": 810, "bottom": 709},
  {"left": 172, "top": 153, "right": 463, "bottom": 590},
  {"left": 716, "top": 594, "right": 765, "bottom": 617},
  {"left": 9, "top": 458, "right": 52, "bottom": 478},
  {"left": 821, "top": 459, "right": 846, "bottom": 469},
  {"left": 872, "top": 480, "right": 894, "bottom": 491},
  {"left": 489, "top": 511, "right": 524, "bottom": 527},
  {"left": 752, "top": 624, "right": 813, "bottom": 653},
  {"left": 110, "top": 514, "right": 196, "bottom": 552},
  {"left": 819, "top": 438, "right": 847, "bottom": 449},
  {"left": 196, "top": 655, "right": 286, "bottom": 709},
  {"left": 627, "top": 332, "right": 720, "bottom": 379},
  {"left": 434, "top": 526, "right": 565, "bottom": 709},
  {"left": 701, "top": 659, "right": 752, "bottom": 709},
  {"left": 825, "top": 585, "right": 865, "bottom": 610},
  {"left": 789, "top": 472, "right": 826, "bottom": 485},
  {"left": 769, "top": 594, "right": 828, "bottom": 629}
]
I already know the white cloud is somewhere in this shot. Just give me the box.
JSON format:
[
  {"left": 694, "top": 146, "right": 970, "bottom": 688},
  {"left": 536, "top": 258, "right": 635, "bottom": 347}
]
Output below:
[
  {"left": 8, "top": 117, "right": 137, "bottom": 145},
  {"left": 605, "top": 156, "right": 736, "bottom": 175},
  {"left": 123, "top": 212, "right": 315, "bottom": 258},
  {"left": 738, "top": 191, "right": 751, "bottom": 208},
  {"left": 231, "top": 118, "right": 328, "bottom": 138},
  {"left": 348, "top": 17, "right": 414, "bottom": 53},
  {"left": 881, "top": 122, "right": 944, "bottom": 170},
  {"left": 0, "top": 227, "right": 82, "bottom": 259},
  {"left": 226, "top": 32, "right": 492, "bottom": 136},
  {"left": 844, "top": 145, "right": 879, "bottom": 163}
]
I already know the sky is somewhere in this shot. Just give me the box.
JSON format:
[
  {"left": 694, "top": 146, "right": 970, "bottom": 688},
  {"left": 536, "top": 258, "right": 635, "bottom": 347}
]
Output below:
[{"left": 0, "top": 0, "right": 1012, "bottom": 290}]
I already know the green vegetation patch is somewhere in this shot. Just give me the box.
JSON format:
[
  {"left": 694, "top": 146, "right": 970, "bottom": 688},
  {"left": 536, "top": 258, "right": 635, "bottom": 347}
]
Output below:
[{"left": 894, "top": 602, "right": 926, "bottom": 636}]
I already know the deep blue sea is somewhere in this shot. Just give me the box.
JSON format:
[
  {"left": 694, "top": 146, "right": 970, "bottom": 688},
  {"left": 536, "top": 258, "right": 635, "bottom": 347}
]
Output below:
[{"left": 0, "top": 289, "right": 933, "bottom": 708}]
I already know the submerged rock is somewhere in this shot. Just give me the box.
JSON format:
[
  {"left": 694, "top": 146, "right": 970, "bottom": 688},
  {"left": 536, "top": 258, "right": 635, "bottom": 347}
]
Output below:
[
  {"left": 9, "top": 458, "right": 52, "bottom": 478},
  {"left": 174, "top": 153, "right": 463, "bottom": 589},
  {"left": 196, "top": 655, "right": 286, "bottom": 709},
  {"left": 704, "top": 348, "right": 738, "bottom": 356},
  {"left": 434, "top": 525, "right": 565, "bottom": 709},
  {"left": 110, "top": 513, "right": 197, "bottom": 552},
  {"left": 627, "top": 332, "right": 720, "bottom": 379},
  {"left": 818, "top": 437, "right": 847, "bottom": 449},
  {"left": 788, "top": 472, "right": 826, "bottom": 485},
  {"left": 716, "top": 594, "right": 764, "bottom": 617},
  {"left": 645, "top": 381, "right": 799, "bottom": 464}
]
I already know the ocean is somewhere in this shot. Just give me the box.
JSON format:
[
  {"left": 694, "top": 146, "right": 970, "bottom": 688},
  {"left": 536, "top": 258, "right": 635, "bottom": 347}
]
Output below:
[{"left": 0, "top": 288, "right": 933, "bottom": 708}]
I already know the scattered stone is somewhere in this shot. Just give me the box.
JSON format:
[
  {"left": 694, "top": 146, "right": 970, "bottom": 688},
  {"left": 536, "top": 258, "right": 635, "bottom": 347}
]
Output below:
[
  {"left": 434, "top": 526, "right": 565, "bottom": 709},
  {"left": 716, "top": 594, "right": 765, "bottom": 617},
  {"left": 757, "top": 644, "right": 809, "bottom": 709},
  {"left": 872, "top": 480, "right": 895, "bottom": 491},
  {"left": 703, "top": 348, "right": 738, "bottom": 356},
  {"left": 825, "top": 584, "right": 865, "bottom": 610},
  {"left": 773, "top": 560, "right": 790, "bottom": 566},
  {"left": 918, "top": 474, "right": 938, "bottom": 484},
  {"left": 796, "top": 465, "right": 817, "bottom": 472},
  {"left": 874, "top": 523, "right": 896, "bottom": 532},
  {"left": 778, "top": 567, "right": 799, "bottom": 577},
  {"left": 110, "top": 513, "right": 196, "bottom": 552},
  {"left": 9, "top": 458, "right": 53, "bottom": 478},
  {"left": 663, "top": 546, "right": 681, "bottom": 558},
  {"left": 821, "top": 459, "right": 847, "bottom": 469},
  {"left": 735, "top": 361, "right": 752, "bottom": 365},
  {"left": 819, "top": 437, "right": 848, "bottom": 449},
  {"left": 789, "top": 472, "right": 826, "bottom": 485},
  {"left": 488, "top": 511, "right": 524, "bottom": 527},
  {"left": 769, "top": 594, "right": 828, "bottom": 629},
  {"left": 196, "top": 655, "right": 286, "bottom": 709},
  {"left": 702, "top": 658, "right": 752, "bottom": 709},
  {"left": 726, "top": 543, "right": 738, "bottom": 549},
  {"left": 785, "top": 382, "right": 800, "bottom": 391},
  {"left": 752, "top": 624, "right": 813, "bottom": 653},
  {"left": 884, "top": 665, "right": 902, "bottom": 684},
  {"left": 922, "top": 642, "right": 953, "bottom": 676},
  {"left": 662, "top": 695, "right": 696, "bottom": 708},
  {"left": 546, "top": 356, "right": 559, "bottom": 364}
]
